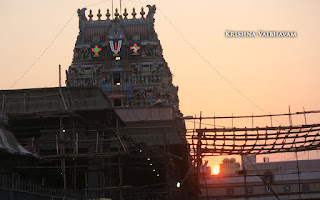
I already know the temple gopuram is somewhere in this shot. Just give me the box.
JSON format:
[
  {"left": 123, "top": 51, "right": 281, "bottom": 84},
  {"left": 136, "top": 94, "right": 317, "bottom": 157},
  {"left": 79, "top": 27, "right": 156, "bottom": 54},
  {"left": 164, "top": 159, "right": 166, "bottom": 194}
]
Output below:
[
  {"left": 65, "top": 7, "right": 190, "bottom": 185},
  {"left": 66, "top": 6, "right": 180, "bottom": 113}
]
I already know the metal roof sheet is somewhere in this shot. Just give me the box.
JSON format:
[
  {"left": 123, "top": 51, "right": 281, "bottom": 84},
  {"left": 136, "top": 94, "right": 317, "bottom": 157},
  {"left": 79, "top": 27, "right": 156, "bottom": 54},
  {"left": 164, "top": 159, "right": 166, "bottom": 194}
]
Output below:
[{"left": 0, "top": 129, "right": 37, "bottom": 157}]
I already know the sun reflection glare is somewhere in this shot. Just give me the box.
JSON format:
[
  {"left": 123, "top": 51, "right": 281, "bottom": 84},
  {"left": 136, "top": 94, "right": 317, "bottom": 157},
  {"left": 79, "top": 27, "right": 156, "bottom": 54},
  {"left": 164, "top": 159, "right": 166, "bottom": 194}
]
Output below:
[{"left": 212, "top": 166, "right": 220, "bottom": 175}]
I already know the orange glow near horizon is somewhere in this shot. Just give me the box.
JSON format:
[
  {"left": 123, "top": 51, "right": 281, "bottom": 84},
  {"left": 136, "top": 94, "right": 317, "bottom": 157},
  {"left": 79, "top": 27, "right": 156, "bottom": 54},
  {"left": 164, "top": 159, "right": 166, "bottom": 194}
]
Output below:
[{"left": 212, "top": 166, "right": 220, "bottom": 175}]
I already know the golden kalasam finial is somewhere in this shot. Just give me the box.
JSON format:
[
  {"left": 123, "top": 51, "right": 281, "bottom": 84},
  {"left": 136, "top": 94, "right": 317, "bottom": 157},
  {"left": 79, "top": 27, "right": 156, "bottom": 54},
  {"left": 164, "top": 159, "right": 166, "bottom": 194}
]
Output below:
[
  {"left": 97, "top": 9, "right": 102, "bottom": 20},
  {"left": 132, "top": 8, "right": 136, "bottom": 19},
  {"left": 140, "top": 7, "right": 145, "bottom": 18},
  {"left": 106, "top": 9, "right": 111, "bottom": 20},
  {"left": 123, "top": 8, "right": 128, "bottom": 19},
  {"left": 115, "top": 8, "right": 119, "bottom": 19},
  {"left": 88, "top": 9, "right": 93, "bottom": 21}
]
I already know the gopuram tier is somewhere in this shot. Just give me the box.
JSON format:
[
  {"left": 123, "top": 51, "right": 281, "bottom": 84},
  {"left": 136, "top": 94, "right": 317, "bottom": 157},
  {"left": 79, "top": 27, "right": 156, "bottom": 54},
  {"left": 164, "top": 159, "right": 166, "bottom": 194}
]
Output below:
[{"left": 66, "top": 6, "right": 181, "bottom": 116}]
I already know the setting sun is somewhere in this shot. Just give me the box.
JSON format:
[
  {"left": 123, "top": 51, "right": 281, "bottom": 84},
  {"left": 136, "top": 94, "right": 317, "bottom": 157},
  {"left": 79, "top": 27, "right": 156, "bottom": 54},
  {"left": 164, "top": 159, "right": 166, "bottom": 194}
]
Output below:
[{"left": 212, "top": 166, "right": 220, "bottom": 175}]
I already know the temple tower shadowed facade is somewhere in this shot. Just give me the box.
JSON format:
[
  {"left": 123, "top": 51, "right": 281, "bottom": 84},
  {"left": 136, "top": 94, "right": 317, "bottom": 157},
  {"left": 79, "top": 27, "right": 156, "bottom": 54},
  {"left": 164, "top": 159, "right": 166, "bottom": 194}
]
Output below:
[
  {"left": 66, "top": 6, "right": 181, "bottom": 115},
  {"left": 65, "top": 5, "right": 194, "bottom": 200}
]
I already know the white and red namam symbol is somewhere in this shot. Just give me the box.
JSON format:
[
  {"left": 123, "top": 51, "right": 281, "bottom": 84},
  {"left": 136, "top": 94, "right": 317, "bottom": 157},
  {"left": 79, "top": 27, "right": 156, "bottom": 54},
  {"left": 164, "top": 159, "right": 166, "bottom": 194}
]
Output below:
[{"left": 109, "top": 40, "right": 122, "bottom": 57}]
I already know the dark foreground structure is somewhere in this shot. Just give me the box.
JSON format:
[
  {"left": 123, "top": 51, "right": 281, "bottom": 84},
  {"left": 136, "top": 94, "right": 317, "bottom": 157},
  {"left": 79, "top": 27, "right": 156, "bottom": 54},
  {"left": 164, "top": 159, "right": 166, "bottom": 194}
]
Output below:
[
  {"left": 0, "top": 86, "right": 193, "bottom": 200},
  {"left": 0, "top": 5, "right": 195, "bottom": 200}
]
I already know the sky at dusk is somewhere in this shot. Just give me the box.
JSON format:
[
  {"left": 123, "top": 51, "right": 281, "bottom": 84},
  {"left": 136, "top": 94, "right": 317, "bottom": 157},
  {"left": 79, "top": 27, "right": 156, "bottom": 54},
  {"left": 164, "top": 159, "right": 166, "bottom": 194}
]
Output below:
[{"left": 1, "top": 0, "right": 320, "bottom": 168}]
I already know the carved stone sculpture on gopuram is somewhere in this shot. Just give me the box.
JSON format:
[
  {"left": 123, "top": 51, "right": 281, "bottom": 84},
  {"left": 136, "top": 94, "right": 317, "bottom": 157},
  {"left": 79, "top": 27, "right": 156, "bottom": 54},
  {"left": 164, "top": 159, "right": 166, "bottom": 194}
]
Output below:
[{"left": 66, "top": 5, "right": 181, "bottom": 115}]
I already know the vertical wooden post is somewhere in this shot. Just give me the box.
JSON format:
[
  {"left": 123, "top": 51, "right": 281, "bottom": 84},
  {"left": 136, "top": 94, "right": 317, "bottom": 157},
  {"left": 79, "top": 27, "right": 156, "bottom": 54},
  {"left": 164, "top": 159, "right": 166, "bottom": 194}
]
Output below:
[
  {"left": 59, "top": 65, "right": 61, "bottom": 88},
  {"left": 303, "top": 107, "right": 307, "bottom": 125},
  {"left": 269, "top": 113, "right": 273, "bottom": 127},
  {"left": 303, "top": 107, "right": 309, "bottom": 160},
  {"left": 118, "top": 146, "right": 123, "bottom": 200},
  {"left": 76, "top": 133, "right": 79, "bottom": 154},
  {"left": 56, "top": 135, "right": 59, "bottom": 155},
  {"left": 72, "top": 120, "right": 77, "bottom": 190},
  {"left": 232, "top": 113, "right": 234, "bottom": 128},
  {"left": 60, "top": 116, "right": 66, "bottom": 190},
  {"left": 59, "top": 64, "right": 68, "bottom": 110},
  {"left": 73, "top": 160, "right": 76, "bottom": 190},
  {"left": 85, "top": 172, "right": 88, "bottom": 198},
  {"left": 101, "top": 130, "right": 105, "bottom": 189},
  {"left": 96, "top": 131, "right": 99, "bottom": 153},
  {"left": 241, "top": 155, "right": 248, "bottom": 200},
  {"left": 295, "top": 146, "right": 301, "bottom": 200},
  {"left": 23, "top": 93, "right": 26, "bottom": 113},
  {"left": 2, "top": 93, "right": 5, "bottom": 112},
  {"left": 197, "top": 112, "right": 203, "bottom": 200},
  {"left": 252, "top": 114, "right": 254, "bottom": 128},
  {"left": 289, "top": 106, "right": 292, "bottom": 126}
]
